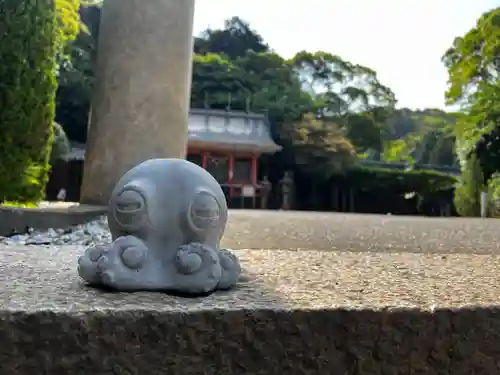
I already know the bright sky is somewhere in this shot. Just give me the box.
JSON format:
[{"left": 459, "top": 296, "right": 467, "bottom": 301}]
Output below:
[{"left": 193, "top": 0, "right": 498, "bottom": 111}]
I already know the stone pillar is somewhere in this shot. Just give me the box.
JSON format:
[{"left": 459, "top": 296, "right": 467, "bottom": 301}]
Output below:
[{"left": 80, "top": 0, "right": 195, "bottom": 205}]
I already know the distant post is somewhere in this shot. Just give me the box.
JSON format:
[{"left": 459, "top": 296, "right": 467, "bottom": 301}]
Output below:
[
  {"left": 481, "top": 191, "right": 488, "bottom": 217},
  {"left": 80, "top": 0, "right": 196, "bottom": 205},
  {"left": 280, "top": 171, "right": 294, "bottom": 210}
]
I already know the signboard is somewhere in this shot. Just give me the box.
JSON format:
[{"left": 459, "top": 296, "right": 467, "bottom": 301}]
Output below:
[{"left": 242, "top": 185, "right": 255, "bottom": 197}]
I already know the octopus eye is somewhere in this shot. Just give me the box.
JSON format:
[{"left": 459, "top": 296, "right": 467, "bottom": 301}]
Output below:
[
  {"left": 115, "top": 189, "right": 145, "bottom": 213},
  {"left": 188, "top": 191, "right": 220, "bottom": 232},
  {"left": 112, "top": 188, "right": 147, "bottom": 228}
]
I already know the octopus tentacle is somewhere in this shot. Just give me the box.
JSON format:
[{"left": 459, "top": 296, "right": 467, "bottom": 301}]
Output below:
[{"left": 173, "top": 242, "right": 222, "bottom": 294}]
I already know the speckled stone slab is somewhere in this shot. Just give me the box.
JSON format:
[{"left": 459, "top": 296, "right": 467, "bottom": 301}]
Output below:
[{"left": 2, "top": 245, "right": 500, "bottom": 374}]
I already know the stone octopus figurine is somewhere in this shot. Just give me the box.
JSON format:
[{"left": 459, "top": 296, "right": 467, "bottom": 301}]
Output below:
[{"left": 77, "top": 158, "right": 241, "bottom": 295}]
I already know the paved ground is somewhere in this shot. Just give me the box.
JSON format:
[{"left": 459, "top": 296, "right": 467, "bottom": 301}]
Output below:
[
  {"left": 1, "top": 211, "right": 500, "bottom": 311},
  {"left": 1, "top": 245, "right": 500, "bottom": 311},
  {"left": 223, "top": 210, "right": 500, "bottom": 254}
]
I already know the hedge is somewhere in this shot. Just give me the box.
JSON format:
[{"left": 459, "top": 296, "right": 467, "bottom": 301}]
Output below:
[
  {"left": 331, "top": 166, "right": 458, "bottom": 195},
  {"left": 0, "top": 0, "right": 58, "bottom": 203}
]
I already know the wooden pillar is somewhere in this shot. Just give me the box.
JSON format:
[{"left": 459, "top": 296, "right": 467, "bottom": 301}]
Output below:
[
  {"left": 251, "top": 155, "right": 259, "bottom": 209},
  {"left": 201, "top": 152, "right": 207, "bottom": 169},
  {"left": 228, "top": 154, "right": 234, "bottom": 198},
  {"left": 251, "top": 155, "right": 258, "bottom": 185}
]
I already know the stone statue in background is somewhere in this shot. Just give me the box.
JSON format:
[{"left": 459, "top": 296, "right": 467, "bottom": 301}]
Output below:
[
  {"left": 280, "top": 171, "right": 294, "bottom": 210},
  {"left": 260, "top": 176, "right": 271, "bottom": 209},
  {"left": 77, "top": 158, "right": 241, "bottom": 295}
]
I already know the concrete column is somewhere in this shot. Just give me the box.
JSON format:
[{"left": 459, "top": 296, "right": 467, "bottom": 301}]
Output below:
[{"left": 80, "top": 0, "right": 195, "bottom": 205}]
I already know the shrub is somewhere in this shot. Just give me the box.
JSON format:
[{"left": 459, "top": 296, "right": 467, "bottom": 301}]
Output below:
[
  {"left": 50, "top": 122, "right": 71, "bottom": 163},
  {"left": 335, "top": 166, "right": 457, "bottom": 195},
  {"left": 487, "top": 172, "right": 500, "bottom": 217},
  {"left": 294, "top": 165, "right": 458, "bottom": 214},
  {"left": 454, "top": 153, "right": 484, "bottom": 217},
  {"left": 0, "top": 0, "right": 59, "bottom": 203}
]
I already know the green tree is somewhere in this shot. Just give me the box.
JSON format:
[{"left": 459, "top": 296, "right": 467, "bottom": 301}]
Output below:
[
  {"left": 56, "top": 3, "right": 98, "bottom": 143},
  {"left": 234, "top": 51, "right": 312, "bottom": 119},
  {"left": 381, "top": 109, "right": 458, "bottom": 167},
  {"left": 50, "top": 123, "right": 71, "bottom": 163},
  {"left": 487, "top": 172, "right": 500, "bottom": 216},
  {"left": 280, "top": 113, "right": 357, "bottom": 177},
  {"left": 191, "top": 53, "right": 251, "bottom": 110},
  {"left": 443, "top": 7, "right": 500, "bottom": 174},
  {"left": 290, "top": 51, "right": 396, "bottom": 152},
  {"left": 194, "top": 17, "right": 269, "bottom": 60},
  {"left": 382, "top": 135, "right": 420, "bottom": 164},
  {"left": 412, "top": 115, "right": 457, "bottom": 167},
  {"left": 191, "top": 51, "right": 313, "bottom": 123},
  {"left": 454, "top": 153, "right": 484, "bottom": 217},
  {"left": 343, "top": 113, "right": 385, "bottom": 152},
  {"left": 416, "top": 130, "right": 456, "bottom": 166},
  {"left": 291, "top": 51, "right": 396, "bottom": 114},
  {"left": 55, "top": 0, "right": 83, "bottom": 50},
  {"left": 442, "top": 7, "right": 499, "bottom": 106}
]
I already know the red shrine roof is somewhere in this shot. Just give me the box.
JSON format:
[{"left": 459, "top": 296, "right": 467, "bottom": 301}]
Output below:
[
  {"left": 67, "top": 109, "right": 281, "bottom": 160},
  {"left": 187, "top": 108, "right": 281, "bottom": 153}
]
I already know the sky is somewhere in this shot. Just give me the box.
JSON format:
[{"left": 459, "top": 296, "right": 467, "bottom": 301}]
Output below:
[{"left": 193, "top": 0, "right": 498, "bottom": 111}]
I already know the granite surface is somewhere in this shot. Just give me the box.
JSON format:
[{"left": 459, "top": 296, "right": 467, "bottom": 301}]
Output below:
[{"left": 1, "top": 241, "right": 500, "bottom": 374}]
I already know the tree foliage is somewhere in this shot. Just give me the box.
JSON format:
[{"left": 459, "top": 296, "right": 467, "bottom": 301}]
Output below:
[
  {"left": 0, "top": 0, "right": 82, "bottom": 203},
  {"left": 291, "top": 51, "right": 396, "bottom": 113},
  {"left": 50, "top": 122, "right": 71, "bottom": 163},
  {"left": 189, "top": 22, "right": 389, "bottom": 176},
  {"left": 443, "top": 7, "right": 500, "bottom": 176},
  {"left": 380, "top": 109, "right": 458, "bottom": 166},
  {"left": 55, "top": 0, "right": 83, "bottom": 50},
  {"left": 289, "top": 51, "right": 397, "bottom": 153},
  {"left": 280, "top": 113, "right": 357, "bottom": 177},
  {"left": 54, "top": 8, "right": 465, "bottom": 201},
  {"left": 194, "top": 17, "right": 269, "bottom": 60},
  {"left": 443, "top": 8, "right": 500, "bottom": 105},
  {"left": 454, "top": 153, "right": 484, "bottom": 217},
  {"left": 0, "top": 0, "right": 59, "bottom": 202},
  {"left": 55, "top": 2, "right": 96, "bottom": 143}
]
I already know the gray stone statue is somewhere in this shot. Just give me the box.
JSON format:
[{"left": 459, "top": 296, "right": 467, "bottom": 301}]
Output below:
[
  {"left": 77, "top": 158, "right": 241, "bottom": 295},
  {"left": 260, "top": 176, "right": 271, "bottom": 209},
  {"left": 280, "top": 171, "right": 294, "bottom": 210}
]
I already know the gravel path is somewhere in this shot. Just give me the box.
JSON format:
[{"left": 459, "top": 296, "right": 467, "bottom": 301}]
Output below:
[
  {"left": 2, "top": 210, "right": 500, "bottom": 255},
  {"left": 223, "top": 210, "right": 500, "bottom": 254}
]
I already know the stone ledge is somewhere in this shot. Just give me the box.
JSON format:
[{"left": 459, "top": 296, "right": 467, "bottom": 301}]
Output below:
[
  {"left": 3, "top": 307, "right": 500, "bottom": 375},
  {"left": 0, "top": 203, "right": 107, "bottom": 235},
  {"left": 1, "top": 246, "right": 500, "bottom": 374}
]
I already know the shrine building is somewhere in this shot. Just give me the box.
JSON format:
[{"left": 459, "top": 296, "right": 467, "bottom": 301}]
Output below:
[
  {"left": 49, "top": 109, "right": 281, "bottom": 208},
  {"left": 186, "top": 109, "right": 281, "bottom": 207}
]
